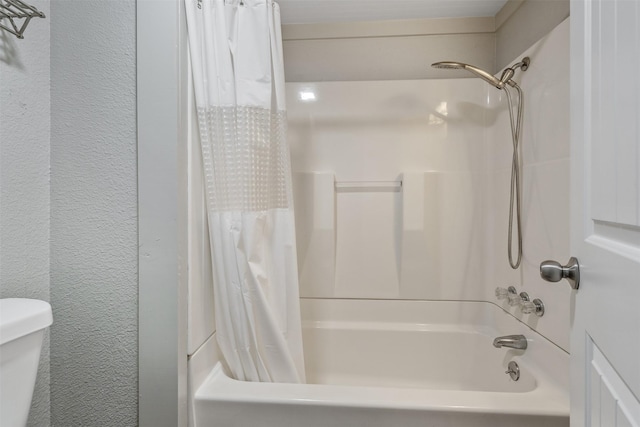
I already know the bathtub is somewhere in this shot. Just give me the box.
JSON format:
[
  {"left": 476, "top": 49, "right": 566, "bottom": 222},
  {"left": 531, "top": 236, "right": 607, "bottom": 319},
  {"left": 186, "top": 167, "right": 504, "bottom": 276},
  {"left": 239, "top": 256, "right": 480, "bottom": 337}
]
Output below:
[{"left": 193, "top": 299, "right": 569, "bottom": 427}]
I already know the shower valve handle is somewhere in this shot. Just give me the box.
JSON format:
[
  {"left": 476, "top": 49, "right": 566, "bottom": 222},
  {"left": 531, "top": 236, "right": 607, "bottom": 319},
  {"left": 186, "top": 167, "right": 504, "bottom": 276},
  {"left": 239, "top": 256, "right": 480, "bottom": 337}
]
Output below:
[{"left": 540, "top": 257, "right": 580, "bottom": 290}]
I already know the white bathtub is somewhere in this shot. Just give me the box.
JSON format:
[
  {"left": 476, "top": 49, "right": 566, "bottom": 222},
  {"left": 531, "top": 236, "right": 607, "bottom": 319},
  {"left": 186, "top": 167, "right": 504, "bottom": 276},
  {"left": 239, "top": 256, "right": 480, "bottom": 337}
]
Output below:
[{"left": 193, "top": 299, "right": 569, "bottom": 427}]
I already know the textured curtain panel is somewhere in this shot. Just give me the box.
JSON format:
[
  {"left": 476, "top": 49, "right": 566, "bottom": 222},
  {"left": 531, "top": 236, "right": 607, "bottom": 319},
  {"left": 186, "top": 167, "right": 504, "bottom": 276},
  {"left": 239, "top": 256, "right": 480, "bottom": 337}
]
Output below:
[{"left": 185, "top": 0, "right": 305, "bottom": 383}]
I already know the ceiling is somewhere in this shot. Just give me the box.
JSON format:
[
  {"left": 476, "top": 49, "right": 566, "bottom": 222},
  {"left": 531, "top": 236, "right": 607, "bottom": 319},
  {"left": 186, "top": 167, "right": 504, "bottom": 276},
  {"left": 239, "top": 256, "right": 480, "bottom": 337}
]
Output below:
[{"left": 277, "top": 0, "right": 509, "bottom": 25}]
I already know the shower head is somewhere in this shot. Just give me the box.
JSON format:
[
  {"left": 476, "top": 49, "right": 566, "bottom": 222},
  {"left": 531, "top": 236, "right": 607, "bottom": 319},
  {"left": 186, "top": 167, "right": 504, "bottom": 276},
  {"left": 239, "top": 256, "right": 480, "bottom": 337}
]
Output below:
[
  {"left": 430, "top": 61, "right": 466, "bottom": 70},
  {"left": 431, "top": 61, "right": 503, "bottom": 89}
]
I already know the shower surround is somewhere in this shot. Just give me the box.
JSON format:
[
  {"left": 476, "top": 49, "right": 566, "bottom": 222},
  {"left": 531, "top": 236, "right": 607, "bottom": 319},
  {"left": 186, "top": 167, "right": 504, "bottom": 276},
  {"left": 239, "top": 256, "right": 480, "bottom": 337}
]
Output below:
[
  {"left": 187, "top": 17, "right": 570, "bottom": 427},
  {"left": 288, "top": 79, "right": 486, "bottom": 301},
  {"left": 287, "top": 17, "right": 570, "bottom": 351}
]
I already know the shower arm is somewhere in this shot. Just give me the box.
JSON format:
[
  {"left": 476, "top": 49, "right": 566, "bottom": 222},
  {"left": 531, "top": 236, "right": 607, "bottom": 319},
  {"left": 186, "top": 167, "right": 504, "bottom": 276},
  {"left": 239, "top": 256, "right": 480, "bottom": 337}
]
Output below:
[{"left": 500, "top": 58, "right": 530, "bottom": 87}]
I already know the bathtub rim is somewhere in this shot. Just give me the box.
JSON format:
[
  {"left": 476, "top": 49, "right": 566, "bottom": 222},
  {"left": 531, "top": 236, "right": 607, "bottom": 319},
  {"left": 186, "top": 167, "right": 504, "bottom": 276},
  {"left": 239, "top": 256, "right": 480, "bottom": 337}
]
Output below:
[{"left": 196, "top": 362, "right": 569, "bottom": 418}]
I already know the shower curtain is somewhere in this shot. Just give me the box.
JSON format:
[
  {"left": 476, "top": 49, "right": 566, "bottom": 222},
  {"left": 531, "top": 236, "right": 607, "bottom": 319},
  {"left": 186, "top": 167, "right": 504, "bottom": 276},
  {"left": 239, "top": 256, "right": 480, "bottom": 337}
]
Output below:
[{"left": 185, "top": 0, "right": 305, "bottom": 383}]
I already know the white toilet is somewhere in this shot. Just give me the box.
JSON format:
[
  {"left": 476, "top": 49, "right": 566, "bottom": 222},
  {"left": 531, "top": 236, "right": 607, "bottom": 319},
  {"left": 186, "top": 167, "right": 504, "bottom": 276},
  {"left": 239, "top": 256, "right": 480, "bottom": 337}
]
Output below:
[{"left": 0, "top": 298, "right": 53, "bottom": 427}]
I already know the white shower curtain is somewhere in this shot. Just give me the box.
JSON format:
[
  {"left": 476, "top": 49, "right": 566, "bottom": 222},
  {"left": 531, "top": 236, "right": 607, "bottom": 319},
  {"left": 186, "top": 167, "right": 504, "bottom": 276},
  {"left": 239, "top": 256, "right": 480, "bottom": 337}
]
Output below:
[{"left": 185, "top": 0, "right": 305, "bottom": 383}]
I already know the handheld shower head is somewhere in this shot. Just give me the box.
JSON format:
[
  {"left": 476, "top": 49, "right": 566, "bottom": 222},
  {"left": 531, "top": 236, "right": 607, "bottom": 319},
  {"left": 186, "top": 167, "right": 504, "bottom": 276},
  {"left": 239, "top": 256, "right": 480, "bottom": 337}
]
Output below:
[
  {"left": 431, "top": 61, "right": 465, "bottom": 70},
  {"left": 431, "top": 61, "right": 503, "bottom": 89},
  {"left": 431, "top": 57, "right": 530, "bottom": 90}
]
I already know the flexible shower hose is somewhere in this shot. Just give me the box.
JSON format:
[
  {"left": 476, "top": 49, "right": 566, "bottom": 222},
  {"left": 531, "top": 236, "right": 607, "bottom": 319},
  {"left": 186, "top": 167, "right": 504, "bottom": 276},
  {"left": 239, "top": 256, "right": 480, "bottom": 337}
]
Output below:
[{"left": 504, "top": 84, "right": 524, "bottom": 269}]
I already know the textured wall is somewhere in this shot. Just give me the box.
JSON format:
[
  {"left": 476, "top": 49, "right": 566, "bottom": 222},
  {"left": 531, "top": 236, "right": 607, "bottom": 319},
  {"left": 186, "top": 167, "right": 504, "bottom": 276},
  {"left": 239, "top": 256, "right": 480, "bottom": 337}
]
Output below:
[
  {"left": 0, "top": 1, "right": 51, "bottom": 425},
  {"left": 50, "top": 0, "right": 138, "bottom": 425}
]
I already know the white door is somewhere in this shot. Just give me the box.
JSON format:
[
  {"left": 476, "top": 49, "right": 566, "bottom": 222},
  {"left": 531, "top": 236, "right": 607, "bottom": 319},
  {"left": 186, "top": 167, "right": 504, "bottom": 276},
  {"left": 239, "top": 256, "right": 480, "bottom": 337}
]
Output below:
[{"left": 570, "top": 0, "right": 640, "bottom": 426}]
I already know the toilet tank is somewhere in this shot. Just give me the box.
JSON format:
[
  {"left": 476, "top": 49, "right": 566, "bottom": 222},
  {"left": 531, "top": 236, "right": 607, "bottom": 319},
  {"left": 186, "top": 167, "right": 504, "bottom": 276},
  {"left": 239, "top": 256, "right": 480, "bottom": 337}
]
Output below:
[{"left": 0, "top": 299, "right": 53, "bottom": 427}]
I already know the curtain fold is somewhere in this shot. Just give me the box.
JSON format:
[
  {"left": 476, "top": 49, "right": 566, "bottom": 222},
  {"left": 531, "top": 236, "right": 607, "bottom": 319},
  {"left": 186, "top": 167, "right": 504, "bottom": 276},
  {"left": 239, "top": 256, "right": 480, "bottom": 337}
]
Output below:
[{"left": 185, "top": 0, "right": 305, "bottom": 383}]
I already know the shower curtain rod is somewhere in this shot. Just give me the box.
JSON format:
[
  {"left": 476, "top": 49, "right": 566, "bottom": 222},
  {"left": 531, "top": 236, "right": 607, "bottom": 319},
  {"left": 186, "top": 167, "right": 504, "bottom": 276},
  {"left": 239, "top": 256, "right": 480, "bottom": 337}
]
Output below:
[{"left": 0, "top": 0, "right": 45, "bottom": 39}]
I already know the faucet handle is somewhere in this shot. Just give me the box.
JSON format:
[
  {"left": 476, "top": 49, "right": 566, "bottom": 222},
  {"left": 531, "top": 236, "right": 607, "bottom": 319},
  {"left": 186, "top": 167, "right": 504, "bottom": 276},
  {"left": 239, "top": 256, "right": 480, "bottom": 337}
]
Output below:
[
  {"left": 516, "top": 291, "right": 545, "bottom": 316},
  {"left": 521, "top": 299, "right": 545, "bottom": 316},
  {"left": 495, "top": 287, "right": 509, "bottom": 299},
  {"left": 508, "top": 293, "right": 523, "bottom": 307},
  {"left": 495, "top": 286, "right": 518, "bottom": 300}
]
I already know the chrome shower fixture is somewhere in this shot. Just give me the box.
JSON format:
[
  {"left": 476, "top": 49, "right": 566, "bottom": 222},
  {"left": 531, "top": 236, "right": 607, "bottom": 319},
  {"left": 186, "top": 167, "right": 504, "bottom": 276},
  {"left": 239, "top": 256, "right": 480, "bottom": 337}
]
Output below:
[
  {"left": 431, "top": 57, "right": 531, "bottom": 270},
  {"left": 432, "top": 57, "right": 529, "bottom": 90},
  {"left": 431, "top": 61, "right": 504, "bottom": 89},
  {"left": 498, "top": 57, "right": 530, "bottom": 87}
]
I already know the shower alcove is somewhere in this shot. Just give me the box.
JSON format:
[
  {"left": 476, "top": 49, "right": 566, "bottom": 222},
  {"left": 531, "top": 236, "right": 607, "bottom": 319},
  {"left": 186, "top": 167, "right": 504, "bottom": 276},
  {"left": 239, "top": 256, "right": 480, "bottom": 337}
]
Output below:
[{"left": 137, "top": 1, "right": 572, "bottom": 426}]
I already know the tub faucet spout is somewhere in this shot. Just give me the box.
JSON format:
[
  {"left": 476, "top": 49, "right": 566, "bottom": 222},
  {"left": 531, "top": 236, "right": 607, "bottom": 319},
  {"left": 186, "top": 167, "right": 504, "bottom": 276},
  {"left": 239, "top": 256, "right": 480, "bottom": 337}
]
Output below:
[{"left": 493, "top": 335, "right": 527, "bottom": 350}]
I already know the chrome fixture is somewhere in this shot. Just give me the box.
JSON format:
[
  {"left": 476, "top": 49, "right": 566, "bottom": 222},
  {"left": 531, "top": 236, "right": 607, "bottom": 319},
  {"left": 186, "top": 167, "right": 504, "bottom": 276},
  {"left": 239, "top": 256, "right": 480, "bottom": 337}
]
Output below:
[
  {"left": 431, "top": 58, "right": 529, "bottom": 90},
  {"left": 432, "top": 57, "right": 530, "bottom": 270},
  {"left": 493, "top": 334, "right": 528, "bottom": 350},
  {"left": 508, "top": 291, "right": 523, "bottom": 307},
  {"left": 497, "top": 58, "right": 530, "bottom": 87},
  {"left": 540, "top": 257, "right": 580, "bottom": 289},
  {"left": 505, "top": 361, "right": 520, "bottom": 381},
  {"left": 497, "top": 288, "right": 545, "bottom": 316},
  {"left": 495, "top": 286, "right": 523, "bottom": 307},
  {"left": 431, "top": 61, "right": 504, "bottom": 89},
  {"left": 495, "top": 286, "right": 517, "bottom": 300},
  {"left": 518, "top": 292, "right": 545, "bottom": 317}
]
